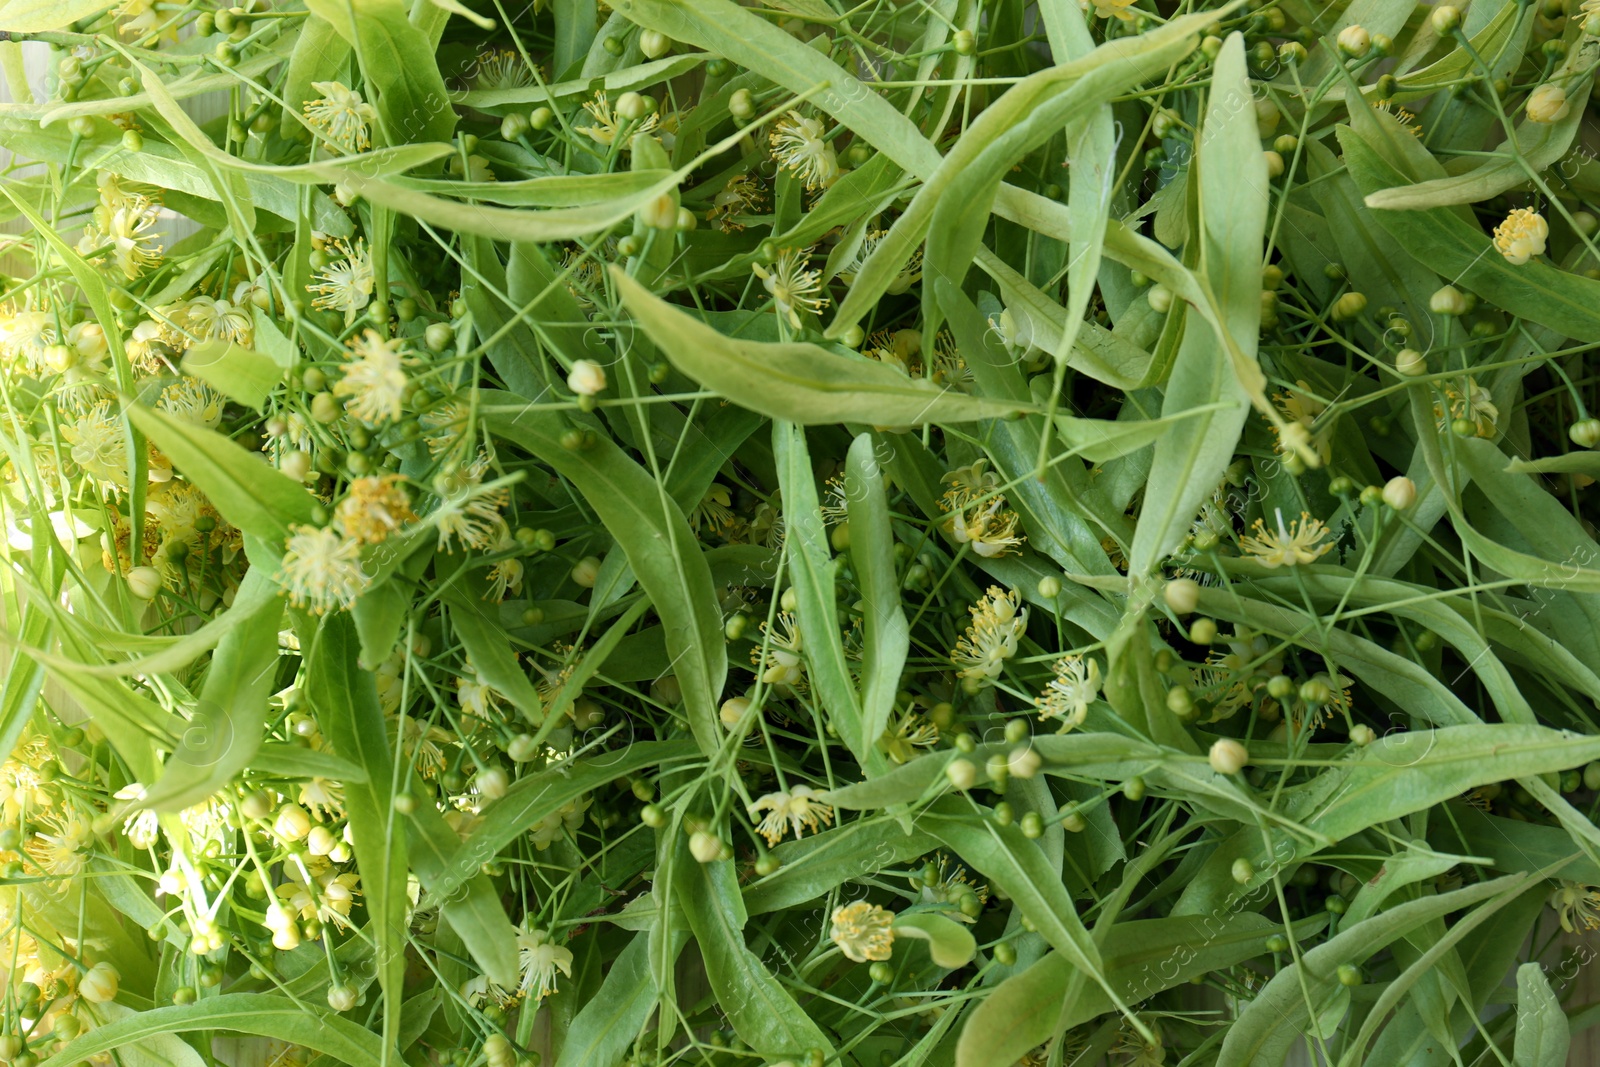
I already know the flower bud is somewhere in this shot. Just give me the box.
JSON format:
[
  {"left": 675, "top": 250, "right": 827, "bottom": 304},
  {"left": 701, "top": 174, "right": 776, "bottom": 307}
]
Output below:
[
  {"left": 1382, "top": 476, "right": 1416, "bottom": 510},
  {"left": 1337, "top": 25, "right": 1370, "bottom": 58},
  {"left": 274, "top": 803, "right": 311, "bottom": 841},
  {"left": 127, "top": 566, "right": 164, "bottom": 600},
  {"left": 945, "top": 758, "right": 978, "bottom": 791},
  {"left": 689, "top": 830, "right": 727, "bottom": 863},
  {"left": 1146, "top": 284, "right": 1173, "bottom": 313},
  {"left": 306, "top": 825, "right": 338, "bottom": 856},
  {"left": 952, "top": 29, "right": 976, "bottom": 55},
  {"left": 1331, "top": 292, "right": 1367, "bottom": 321},
  {"left": 1262, "top": 150, "right": 1284, "bottom": 179},
  {"left": 1209, "top": 739, "right": 1249, "bottom": 776},
  {"left": 477, "top": 767, "right": 510, "bottom": 800},
  {"left": 614, "top": 92, "right": 649, "bottom": 122},
  {"left": 1569, "top": 418, "right": 1600, "bottom": 449},
  {"left": 1164, "top": 578, "right": 1201, "bottom": 615},
  {"left": 639, "top": 192, "right": 678, "bottom": 230},
  {"left": 1526, "top": 84, "right": 1570, "bottom": 124},
  {"left": 280, "top": 450, "right": 313, "bottom": 482},
  {"left": 567, "top": 359, "right": 606, "bottom": 397},
  {"left": 571, "top": 555, "right": 602, "bottom": 588},
  {"left": 1190, "top": 618, "right": 1218, "bottom": 645},
  {"left": 1350, "top": 723, "right": 1376, "bottom": 746},
  {"left": 729, "top": 88, "right": 755, "bottom": 121},
  {"left": 1428, "top": 285, "right": 1467, "bottom": 316},
  {"left": 1431, "top": 5, "right": 1460, "bottom": 34},
  {"left": 1232, "top": 858, "right": 1254, "bottom": 884},
  {"left": 639, "top": 30, "right": 672, "bottom": 58},
  {"left": 328, "top": 984, "right": 358, "bottom": 1012},
  {"left": 80, "top": 962, "right": 120, "bottom": 1003},
  {"left": 1395, "top": 349, "right": 1426, "bottom": 377},
  {"left": 507, "top": 733, "right": 539, "bottom": 762},
  {"left": 1007, "top": 746, "right": 1041, "bottom": 779}
]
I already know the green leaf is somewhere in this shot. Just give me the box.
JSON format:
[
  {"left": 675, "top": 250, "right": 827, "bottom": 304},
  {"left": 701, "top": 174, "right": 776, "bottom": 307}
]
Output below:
[
  {"left": 180, "top": 341, "right": 283, "bottom": 410},
  {"left": 773, "top": 422, "right": 874, "bottom": 770},
  {"left": 425, "top": 742, "right": 696, "bottom": 908},
  {"left": 447, "top": 591, "right": 545, "bottom": 725},
  {"left": 482, "top": 393, "right": 727, "bottom": 755},
  {"left": 302, "top": 0, "right": 457, "bottom": 144},
  {"left": 1218, "top": 873, "right": 1530, "bottom": 1067},
  {"left": 0, "top": 0, "right": 113, "bottom": 32},
  {"left": 305, "top": 614, "right": 408, "bottom": 1052},
  {"left": 124, "top": 404, "right": 316, "bottom": 546},
  {"left": 142, "top": 568, "right": 284, "bottom": 812},
  {"left": 955, "top": 913, "right": 1301, "bottom": 1067},
  {"left": 1514, "top": 962, "right": 1569, "bottom": 1067},
  {"left": 1130, "top": 33, "right": 1263, "bottom": 575},
  {"left": 610, "top": 267, "right": 1028, "bottom": 426},
  {"left": 39, "top": 994, "right": 389, "bottom": 1067},
  {"left": 844, "top": 433, "right": 910, "bottom": 760},
  {"left": 404, "top": 805, "right": 520, "bottom": 989},
  {"left": 553, "top": 930, "right": 684, "bottom": 1067},
  {"left": 673, "top": 836, "right": 836, "bottom": 1059},
  {"left": 745, "top": 818, "right": 939, "bottom": 914},
  {"left": 1341, "top": 125, "right": 1600, "bottom": 340}
]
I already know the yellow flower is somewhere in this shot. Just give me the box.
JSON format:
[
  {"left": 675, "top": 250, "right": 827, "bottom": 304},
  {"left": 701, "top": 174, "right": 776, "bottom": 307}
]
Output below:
[
  {"left": 752, "top": 248, "right": 827, "bottom": 329},
  {"left": 158, "top": 377, "right": 226, "bottom": 428},
  {"left": 708, "top": 174, "right": 765, "bottom": 233},
  {"left": 754, "top": 610, "right": 805, "bottom": 689},
  {"left": 182, "top": 295, "right": 253, "bottom": 346},
  {"left": 62, "top": 400, "right": 128, "bottom": 493},
  {"left": 516, "top": 927, "right": 574, "bottom": 1001},
  {"left": 748, "top": 785, "right": 834, "bottom": 846},
  {"left": 334, "top": 475, "right": 415, "bottom": 544},
  {"left": 575, "top": 91, "right": 657, "bottom": 146},
  {"left": 1240, "top": 511, "right": 1335, "bottom": 569},
  {"left": 1550, "top": 881, "right": 1600, "bottom": 933},
  {"left": 952, "top": 587, "right": 1027, "bottom": 683},
  {"left": 1081, "top": 0, "right": 1137, "bottom": 21},
  {"left": 830, "top": 901, "right": 895, "bottom": 962},
  {"left": 308, "top": 238, "right": 375, "bottom": 324},
  {"left": 334, "top": 330, "right": 410, "bottom": 426},
  {"left": 1036, "top": 655, "right": 1101, "bottom": 729},
  {"left": 769, "top": 111, "right": 839, "bottom": 190},
  {"left": 1492, "top": 207, "right": 1547, "bottom": 265},
  {"left": 1270, "top": 382, "right": 1331, "bottom": 467},
  {"left": 473, "top": 48, "right": 534, "bottom": 92},
  {"left": 1434, "top": 376, "right": 1499, "bottom": 438},
  {"left": 431, "top": 454, "right": 509, "bottom": 551},
  {"left": 79, "top": 194, "right": 162, "bottom": 280},
  {"left": 948, "top": 495, "right": 1025, "bottom": 558},
  {"left": 278, "top": 524, "right": 370, "bottom": 614},
  {"left": 304, "top": 82, "right": 376, "bottom": 154}
]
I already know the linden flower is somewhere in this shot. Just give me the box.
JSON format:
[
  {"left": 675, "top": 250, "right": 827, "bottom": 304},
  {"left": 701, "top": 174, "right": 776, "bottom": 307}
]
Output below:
[
  {"left": 691, "top": 483, "right": 737, "bottom": 534},
  {"left": 1036, "top": 655, "right": 1101, "bottom": 729},
  {"left": 1271, "top": 382, "right": 1331, "bottom": 467},
  {"left": 748, "top": 785, "right": 835, "bottom": 846},
  {"left": 62, "top": 400, "right": 128, "bottom": 492},
  {"left": 1435, "top": 376, "right": 1499, "bottom": 438},
  {"left": 432, "top": 454, "right": 510, "bottom": 551},
  {"left": 158, "top": 377, "right": 226, "bottom": 428},
  {"left": 769, "top": 111, "right": 839, "bottom": 190},
  {"left": 27, "top": 813, "right": 93, "bottom": 877},
  {"left": 952, "top": 587, "right": 1027, "bottom": 683},
  {"left": 1082, "top": 0, "right": 1137, "bottom": 20},
  {"left": 183, "top": 296, "right": 253, "bottom": 346},
  {"left": 79, "top": 195, "right": 162, "bottom": 280},
  {"left": 752, "top": 248, "right": 827, "bottom": 329},
  {"left": 755, "top": 611, "right": 805, "bottom": 688},
  {"left": 949, "top": 496, "right": 1025, "bottom": 558},
  {"left": 334, "top": 330, "right": 410, "bottom": 426},
  {"left": 516, "top": 927, "right": 574, "bottom": 1001},
  {"left": 941, "top": 459, "right": 1001, "bottom": 508},
  {"left": 279, "top": 524, "right": 370, "bottom": 614},
  {"left": 1525, "top": 83, "right": 1570, "bottom": 124},
  {"left": 484, "top": 525, "right": 524, "bottom": 601},
  {"left": 1240, "top": 510, "right": 1335, "bottom": 569},
  {"left": 708, "top": 174, "right": 764, "bottom": 233},
  {"left": 334, "top": 475, "right": 415, "bottom": 544},
  {"left": 308, "top": 238, "right": 375, "bottom": 325},
  {"left": 830, "top": 901, "right": 895, "bottom": 963},
  {"left": 575, "top": 91, "right": 657, "bottom": 146},
  {"left": 304, "top": 81, "right": 376, "bottom": 154},
  {"left": 1550, "top": 881, "right": 1600, "bottom": 933},
  {"left": 473, "top": 48, "right": 534, "bottom": 92},
  {"left": 1492, "top": 208, "right": 1547, "bottom": 265}
]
